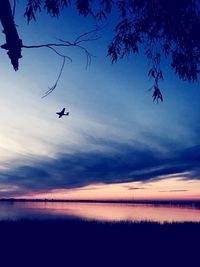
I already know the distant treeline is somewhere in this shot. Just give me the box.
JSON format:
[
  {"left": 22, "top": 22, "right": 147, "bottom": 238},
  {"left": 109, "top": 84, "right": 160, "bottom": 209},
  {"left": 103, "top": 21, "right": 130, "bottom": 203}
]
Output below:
[{"left": 1, "top": 197, "right": 200, "bottom": 208}]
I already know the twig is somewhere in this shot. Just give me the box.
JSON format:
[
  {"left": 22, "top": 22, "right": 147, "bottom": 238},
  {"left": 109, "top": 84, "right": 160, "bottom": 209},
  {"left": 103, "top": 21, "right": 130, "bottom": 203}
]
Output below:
[
  {"left": 12, "top": 0, "right": 16, "bottom": 18},
  {"left": 22, "top": 27, "right": 102, "bottom": 97},
  {"left": 42, "top": 57, "right": 66, "bottom": 98}
]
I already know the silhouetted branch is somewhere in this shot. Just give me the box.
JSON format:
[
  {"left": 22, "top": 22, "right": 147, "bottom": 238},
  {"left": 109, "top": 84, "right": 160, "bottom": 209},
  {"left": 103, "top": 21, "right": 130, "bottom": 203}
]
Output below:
[
  {"left": 0, "top": 0, "right": 22, "bottom": 70},
  {"left": 42, "top": 57, "right": 66, "bottom": 98},
  {"left": 55, "top": 38, "right": 95, "bottom": 69},
  {"left": 146, "top": 40, "right": 164, "bottom": 102},
  {"left": 23, "top": 28, "right": 101, "bottom": 97},
  {"left": 12, "top": 0, "right": 16, "bottom": 17},
  {"left": 4, "top": 1, "right": 200, "bottom": 101},
  {"left": 46, "top": 46, "right": 72, "bottom": 62}
]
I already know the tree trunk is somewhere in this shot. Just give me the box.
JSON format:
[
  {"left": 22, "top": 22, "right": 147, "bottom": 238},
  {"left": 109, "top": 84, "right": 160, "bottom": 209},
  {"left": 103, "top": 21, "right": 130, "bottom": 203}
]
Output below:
[{"left": 0, "top": 0, "right": 22, "bottom": 70}]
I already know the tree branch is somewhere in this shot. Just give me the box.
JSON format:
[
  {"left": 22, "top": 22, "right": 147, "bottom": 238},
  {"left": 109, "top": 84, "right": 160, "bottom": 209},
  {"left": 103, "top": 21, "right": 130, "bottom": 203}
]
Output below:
[
  {"left": 42, "top": 57, "right": 66, "bottom": 98},
  {"left": 0, "top": 0, "right": 22, "bottom": 70},
  {"left": 22, "top": 28, "right": 101, "bottom": 97}
]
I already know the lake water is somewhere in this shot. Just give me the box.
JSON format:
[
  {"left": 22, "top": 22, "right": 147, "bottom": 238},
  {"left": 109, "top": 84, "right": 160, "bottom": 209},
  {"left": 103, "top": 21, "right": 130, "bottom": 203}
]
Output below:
[{"left": 0, "top": 201, "right": 200, "bottom": 223}]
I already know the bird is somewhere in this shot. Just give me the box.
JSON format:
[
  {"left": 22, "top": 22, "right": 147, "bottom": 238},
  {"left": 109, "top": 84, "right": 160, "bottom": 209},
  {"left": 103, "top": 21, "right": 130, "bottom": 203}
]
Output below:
[{"left": 56, "top": 108, "right": 69, "bottom": 118}]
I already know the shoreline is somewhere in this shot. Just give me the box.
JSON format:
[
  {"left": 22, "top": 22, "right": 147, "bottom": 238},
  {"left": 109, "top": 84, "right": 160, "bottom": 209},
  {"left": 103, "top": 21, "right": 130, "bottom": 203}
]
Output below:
[{"left": 1, "top": 197, "right": 200, "bottom": 208}]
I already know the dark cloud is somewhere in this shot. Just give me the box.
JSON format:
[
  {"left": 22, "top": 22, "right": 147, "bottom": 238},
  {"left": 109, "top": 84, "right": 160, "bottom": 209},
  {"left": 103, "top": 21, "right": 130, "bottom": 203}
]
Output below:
[
  {"left": 159, "top": 190, "right": 189, "bottom": 193},
  {"left": 127, "top": 187, "right": 145, "bottom": 190},
  {"left": 0, "top": 140, "right": 200, "bottom": 197},
  {"left": 123, "top": 185, "right": 145, "bottom": 190}
]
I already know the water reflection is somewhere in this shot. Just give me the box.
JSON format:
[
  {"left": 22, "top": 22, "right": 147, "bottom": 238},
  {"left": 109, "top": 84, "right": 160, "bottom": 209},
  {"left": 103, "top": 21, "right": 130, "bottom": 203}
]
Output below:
[{"left": 0, "top": 201, "right": 200, "bottom": 222}]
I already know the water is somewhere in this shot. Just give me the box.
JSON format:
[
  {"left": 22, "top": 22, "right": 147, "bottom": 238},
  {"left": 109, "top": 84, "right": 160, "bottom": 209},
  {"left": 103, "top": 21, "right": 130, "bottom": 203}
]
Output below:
[{"left": 0, "top": 201, "right": 200, "bottom": 223}]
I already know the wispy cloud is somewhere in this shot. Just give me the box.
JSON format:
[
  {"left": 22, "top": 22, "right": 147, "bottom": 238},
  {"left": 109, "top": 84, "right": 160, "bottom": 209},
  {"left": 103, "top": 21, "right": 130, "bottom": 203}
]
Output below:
[
  {"left": 159, "top": 190, "right": 189, "bottom": 193},
  {"left": 127, "top": 187, "right": 145, "bottom": 190}
]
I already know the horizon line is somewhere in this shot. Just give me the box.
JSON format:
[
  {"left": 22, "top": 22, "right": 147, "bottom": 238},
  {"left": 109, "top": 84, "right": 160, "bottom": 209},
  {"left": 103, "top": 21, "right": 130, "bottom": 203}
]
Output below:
[{"left": 1, "top": 198, "right": 200, "bottom": 204}]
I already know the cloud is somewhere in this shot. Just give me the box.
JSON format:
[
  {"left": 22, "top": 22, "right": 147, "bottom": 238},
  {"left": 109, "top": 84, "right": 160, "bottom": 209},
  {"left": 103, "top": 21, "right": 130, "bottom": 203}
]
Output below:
[
  {"left": 159, "top": 190, "right": 189, "bottom": 193},
  {"left": 127, "top": 187, "right": 145, "bottom": 190},
  {"left": 0, "top": 137, "right": 200, "bottom": 197}
]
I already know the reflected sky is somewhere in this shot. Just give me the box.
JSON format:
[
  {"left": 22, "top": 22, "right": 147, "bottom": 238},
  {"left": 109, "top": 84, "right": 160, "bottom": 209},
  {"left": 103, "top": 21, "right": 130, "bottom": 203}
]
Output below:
[{"left": 0, "top": 201, "right": 200, "bottom": 223}]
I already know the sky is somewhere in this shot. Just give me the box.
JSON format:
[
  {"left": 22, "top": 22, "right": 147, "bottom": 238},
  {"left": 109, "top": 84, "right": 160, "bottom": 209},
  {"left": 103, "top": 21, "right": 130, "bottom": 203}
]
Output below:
[{"left": 0, "top": 1, "right": 200, "bottom": 200}]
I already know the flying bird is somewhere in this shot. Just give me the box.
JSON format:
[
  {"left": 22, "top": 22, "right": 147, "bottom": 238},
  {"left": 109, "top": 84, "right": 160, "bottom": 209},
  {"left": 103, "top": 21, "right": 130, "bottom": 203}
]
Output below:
[{"left": 56, "top": 108, "right": 69, "bottom": 118}]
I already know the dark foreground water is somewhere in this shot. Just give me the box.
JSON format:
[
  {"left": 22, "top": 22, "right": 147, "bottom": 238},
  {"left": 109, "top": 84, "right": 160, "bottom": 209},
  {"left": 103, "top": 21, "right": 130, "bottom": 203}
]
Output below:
[
  {"left": 0, "top": 201, "right": 200, "bottom": 222},
  {"left": 0, "top": 218, "right": 200, "bottom": 267}
]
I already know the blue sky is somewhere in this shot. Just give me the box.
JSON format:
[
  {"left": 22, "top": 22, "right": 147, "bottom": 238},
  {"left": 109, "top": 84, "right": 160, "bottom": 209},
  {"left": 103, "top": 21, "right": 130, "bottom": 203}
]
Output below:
[{"left": 0, "top": 2, "right": 200, "bottom": 199}]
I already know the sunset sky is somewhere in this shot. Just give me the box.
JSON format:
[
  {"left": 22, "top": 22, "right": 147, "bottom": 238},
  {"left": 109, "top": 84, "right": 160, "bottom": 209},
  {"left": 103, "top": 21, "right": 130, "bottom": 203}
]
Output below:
[{"left": 0, "top": 1, "right": 200, "bottom": 200}]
